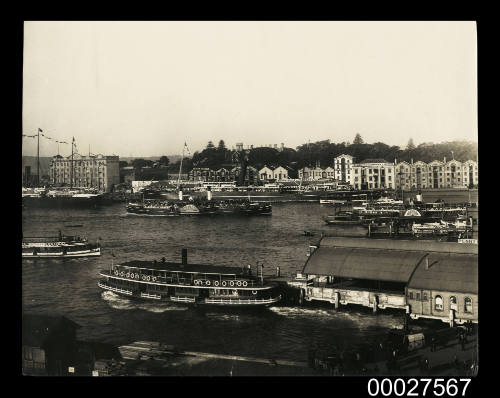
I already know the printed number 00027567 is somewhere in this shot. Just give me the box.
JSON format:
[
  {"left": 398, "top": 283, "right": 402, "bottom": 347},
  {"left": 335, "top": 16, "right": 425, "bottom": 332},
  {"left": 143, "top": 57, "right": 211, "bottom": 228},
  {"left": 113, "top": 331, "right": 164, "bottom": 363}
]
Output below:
[{"left": 367, "top": 378, "right": 472, "bottom": 397}]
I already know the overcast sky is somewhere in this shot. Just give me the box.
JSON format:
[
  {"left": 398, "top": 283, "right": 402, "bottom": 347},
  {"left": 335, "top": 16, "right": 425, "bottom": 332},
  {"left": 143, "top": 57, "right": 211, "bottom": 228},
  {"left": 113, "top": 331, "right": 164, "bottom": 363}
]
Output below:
[{"left": 22, "top": 21, "right": 477, "bottom": 158}]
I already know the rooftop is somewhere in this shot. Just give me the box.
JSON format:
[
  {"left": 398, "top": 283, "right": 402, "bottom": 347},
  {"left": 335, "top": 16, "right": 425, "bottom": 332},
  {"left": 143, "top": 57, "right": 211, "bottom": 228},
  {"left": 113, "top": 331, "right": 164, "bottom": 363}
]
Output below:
[{"left": 118, "top": 260, "right": 246, "bottom": 275}]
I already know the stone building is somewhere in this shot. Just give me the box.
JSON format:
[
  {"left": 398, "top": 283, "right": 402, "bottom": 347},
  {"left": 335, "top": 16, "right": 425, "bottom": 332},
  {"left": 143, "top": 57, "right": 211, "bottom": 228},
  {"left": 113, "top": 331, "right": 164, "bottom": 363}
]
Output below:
[
  {"left": 50, "top": 154, "right": 120, "bottom": 193},
  {"left": 333, "top": 154, "right": 354, "bottom": 184},
  {"left": 351, "top": 159, "right": 395, "bottom": 190}
]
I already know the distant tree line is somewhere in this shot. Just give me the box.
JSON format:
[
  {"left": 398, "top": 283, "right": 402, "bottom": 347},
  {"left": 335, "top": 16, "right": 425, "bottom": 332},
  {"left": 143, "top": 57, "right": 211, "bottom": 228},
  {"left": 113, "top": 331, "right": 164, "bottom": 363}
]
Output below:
[{"left": 121, "top": 135, "right": 478, "bottom": 173}]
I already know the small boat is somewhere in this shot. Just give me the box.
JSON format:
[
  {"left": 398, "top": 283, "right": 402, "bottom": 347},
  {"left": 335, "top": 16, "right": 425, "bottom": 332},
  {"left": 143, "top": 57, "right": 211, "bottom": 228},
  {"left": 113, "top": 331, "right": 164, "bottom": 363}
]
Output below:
[
  {"left": 22, "top": 231, "right": 101, "bottom": 258},
  {"left": 98, "top": 250, "right": 281, "bottom": 307},
  {"left": 303, "top": 230, "right": 315, "bottom": 236}
]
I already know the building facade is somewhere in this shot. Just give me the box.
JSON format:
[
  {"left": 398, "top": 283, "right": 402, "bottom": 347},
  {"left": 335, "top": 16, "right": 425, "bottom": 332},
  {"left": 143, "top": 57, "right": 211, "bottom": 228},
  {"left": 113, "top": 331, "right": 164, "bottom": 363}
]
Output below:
[
  {"left": 333, "top": 154, "right": 354, "bottom": 184},
  {"left": 352, "top": 159, "right": 395, "bottom": 190},
  {"left": 50, "top": 154, "right": 120, "bottom": 193},
  {"left": 395, "top": 158, "right": 479, "bottom": 190}
]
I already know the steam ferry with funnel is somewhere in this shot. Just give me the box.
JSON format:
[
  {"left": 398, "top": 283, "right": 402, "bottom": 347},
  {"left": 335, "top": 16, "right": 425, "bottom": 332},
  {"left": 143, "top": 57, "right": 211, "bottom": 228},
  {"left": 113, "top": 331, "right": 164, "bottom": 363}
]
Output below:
[
  {"left": 22, "top": 231, "right": 101, "bottom": 258},
  {"left": 98, "top": 250, "right": 282, "bottom": 307},
  {"left": 126, "top": 188, "right": 272, "bottom": 216}
]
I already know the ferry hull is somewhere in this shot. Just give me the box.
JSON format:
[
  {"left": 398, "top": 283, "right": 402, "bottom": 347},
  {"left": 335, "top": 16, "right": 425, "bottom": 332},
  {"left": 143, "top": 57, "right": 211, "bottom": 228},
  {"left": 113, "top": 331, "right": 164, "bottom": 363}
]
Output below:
[
  {"left": 126, "top": 204, "right": 272, "bottom": 216},
  {"left": 22, "top": 249, "right": 101, "bottom": 258},
  {"left": 98, "top": 282, "right": 281, "bottom": 308}
]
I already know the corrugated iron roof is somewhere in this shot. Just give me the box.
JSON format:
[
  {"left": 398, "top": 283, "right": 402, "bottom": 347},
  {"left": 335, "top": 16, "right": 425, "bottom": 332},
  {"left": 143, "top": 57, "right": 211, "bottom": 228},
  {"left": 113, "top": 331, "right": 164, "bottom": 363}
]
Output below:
[
  {"left": 303, "top": 238, "right": 478, "bottom": 293},
  {"left": 408, "top": 253, "right": 478, "bottom": 294},
  {"left": 317, "top": 237, "right": 478, "bottom": 255},
  {"left": 303, "top": 247, "right": 426, "bottom": 283}
]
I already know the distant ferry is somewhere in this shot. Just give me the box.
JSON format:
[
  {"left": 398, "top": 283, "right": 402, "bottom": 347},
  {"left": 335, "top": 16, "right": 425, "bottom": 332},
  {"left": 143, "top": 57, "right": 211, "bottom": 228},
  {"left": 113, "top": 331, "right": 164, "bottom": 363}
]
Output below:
[
  {"left": 126, "top": 191, "right": 272, "bottom": 216},
  {"left": 98, "top": 250, "right": 282, "bottom": 307},
  {"left": 22, "top": 232, "right": 101, "bottom": 258},
  {"left": 22, "top": 189, "right": 108, "bottom": 208}
]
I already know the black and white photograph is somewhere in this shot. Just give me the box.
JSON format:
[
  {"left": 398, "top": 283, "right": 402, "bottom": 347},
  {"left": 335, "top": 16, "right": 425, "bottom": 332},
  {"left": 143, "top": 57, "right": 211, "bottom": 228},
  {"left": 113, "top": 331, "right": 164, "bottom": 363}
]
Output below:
[{"left": 21, "top": 21, "right": 478, "bottom": 379}]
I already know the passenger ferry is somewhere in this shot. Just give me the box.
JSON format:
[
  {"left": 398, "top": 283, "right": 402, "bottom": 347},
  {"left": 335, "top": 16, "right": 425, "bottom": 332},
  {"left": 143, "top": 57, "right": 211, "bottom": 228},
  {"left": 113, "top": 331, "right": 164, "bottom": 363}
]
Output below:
[
  {"left": 22, "top": 232, "right": 101, "bottom": 258},
  {"left": 98, "top": 251, "right": 282, "bottom": 307},
  {"left": 126, "top": 196, "right": 272, "bottom": 216}
]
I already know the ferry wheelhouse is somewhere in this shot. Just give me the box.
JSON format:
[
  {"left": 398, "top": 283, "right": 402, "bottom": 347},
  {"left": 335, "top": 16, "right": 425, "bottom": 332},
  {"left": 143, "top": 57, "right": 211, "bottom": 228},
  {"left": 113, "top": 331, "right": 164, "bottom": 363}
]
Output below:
[
  {"left": 98, "top": 252, "right": 282, "bottom": 307},
  {"left": 22, "top": 233, "right": 101, "bottom": 258}
]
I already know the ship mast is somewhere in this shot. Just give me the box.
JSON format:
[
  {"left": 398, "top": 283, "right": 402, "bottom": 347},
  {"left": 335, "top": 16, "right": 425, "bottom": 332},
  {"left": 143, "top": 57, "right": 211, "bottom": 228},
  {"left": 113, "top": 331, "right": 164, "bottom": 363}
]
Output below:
[
  {"left": 37, "top": 128, "right": 40, "bottom": 187},
  {"left": 70, "top": 137, "right": 75, "bottom": 188},
  {"left": 177, "top": 143, "right": 185, "bottom": 191}
]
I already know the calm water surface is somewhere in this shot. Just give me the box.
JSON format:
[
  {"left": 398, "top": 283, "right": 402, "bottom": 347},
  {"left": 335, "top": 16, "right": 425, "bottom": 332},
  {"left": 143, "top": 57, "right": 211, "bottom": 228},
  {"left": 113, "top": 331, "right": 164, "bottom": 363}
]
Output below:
[{"left": 22, "top": 203, "right": 405, "bottom": 364}]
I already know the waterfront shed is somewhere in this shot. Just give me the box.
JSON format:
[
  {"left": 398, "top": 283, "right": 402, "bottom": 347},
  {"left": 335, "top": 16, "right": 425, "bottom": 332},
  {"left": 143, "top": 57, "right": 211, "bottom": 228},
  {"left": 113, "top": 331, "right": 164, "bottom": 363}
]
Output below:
[{"left": 22, "top": 314, "right": 81, "bottom": 375}]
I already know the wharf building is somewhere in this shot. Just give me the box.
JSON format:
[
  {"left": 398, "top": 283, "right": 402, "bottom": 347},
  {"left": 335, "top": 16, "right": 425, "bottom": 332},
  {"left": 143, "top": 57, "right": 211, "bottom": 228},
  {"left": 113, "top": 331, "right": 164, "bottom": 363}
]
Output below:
[
  {"left": 298, "top": 237, "right": 477, "bottom": 326},
  {"left": 50, "top": 154, "right": 120, "bottom": 193},
  {"left": 394, "top": 158, "right": 479, "bottom": 190}
]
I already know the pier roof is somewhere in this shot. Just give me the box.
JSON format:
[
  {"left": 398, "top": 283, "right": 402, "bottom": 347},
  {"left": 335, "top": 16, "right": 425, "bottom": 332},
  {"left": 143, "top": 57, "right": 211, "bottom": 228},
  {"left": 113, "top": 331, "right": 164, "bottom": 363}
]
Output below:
[
  {"left": 408, "top": 253, "right": 478, "bottom": 294},
  {"left": 303, "top": 237, "right": 478, "bottom": 290},
  {"left": 303, "top": 246, "right": 426, "bottom": 282},
  {"left": 316, "top": 237, "right": 478, "bottom": 255}
]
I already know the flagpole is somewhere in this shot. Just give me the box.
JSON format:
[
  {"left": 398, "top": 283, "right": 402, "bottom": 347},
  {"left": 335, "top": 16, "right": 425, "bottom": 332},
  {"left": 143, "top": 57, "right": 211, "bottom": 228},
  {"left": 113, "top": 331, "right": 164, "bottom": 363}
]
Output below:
[{"left": 37, "top": 129, "right": 40, "bottom": 186}]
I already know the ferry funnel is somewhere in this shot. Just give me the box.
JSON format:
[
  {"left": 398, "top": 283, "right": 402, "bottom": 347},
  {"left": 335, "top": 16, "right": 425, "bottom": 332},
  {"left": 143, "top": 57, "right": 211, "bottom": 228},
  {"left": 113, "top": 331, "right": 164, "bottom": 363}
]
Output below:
[
  {"left": 181, "top": 248, "right": 187, "bottom": 265},
  {"left": 179, "top": 186, "right": 183, "bottom": 201},
  {"left": 207, "top": 186, "right": 212, "bottom": 201}
]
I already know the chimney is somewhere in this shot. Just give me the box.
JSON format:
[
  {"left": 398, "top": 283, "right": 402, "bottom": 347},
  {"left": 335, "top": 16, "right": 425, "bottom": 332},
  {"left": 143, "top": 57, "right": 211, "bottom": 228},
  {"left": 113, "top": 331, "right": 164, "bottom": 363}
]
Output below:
[
  {"left": 444, "top": 156, "right": 446, "bottom": 163},
  {"left": 394, "top": 158, "right": 397, "bottom": 165},
  {"left": 178, "top": 186, "right": 183, "bottom": 201},
  {"left": 425, "top": 255, "right": 429, "bottom": 270},
  {"left": 411, "top": 158, "right": 413, "bottom": 164},
  {"left": 181, "top": 248, "right": 187, "bottom": 265},
  {"left": 207, "top": 185, "right": 212, "bottom": 201}
]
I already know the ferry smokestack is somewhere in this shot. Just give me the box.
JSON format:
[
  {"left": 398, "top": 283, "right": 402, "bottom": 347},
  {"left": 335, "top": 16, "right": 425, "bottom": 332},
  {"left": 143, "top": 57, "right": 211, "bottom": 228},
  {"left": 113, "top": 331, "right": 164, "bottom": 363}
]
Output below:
[
  {"left": 181, "top": 248, "right": 187, "bottom": 265},
  {"left": 179, "top": 186, "right": 183, "bottom": 201},
  {"left": 207, "top": 186, "right": 212, "bottom": 201},
  {"left": 276, "top": 266, "right": 280, "bottom": 277}
]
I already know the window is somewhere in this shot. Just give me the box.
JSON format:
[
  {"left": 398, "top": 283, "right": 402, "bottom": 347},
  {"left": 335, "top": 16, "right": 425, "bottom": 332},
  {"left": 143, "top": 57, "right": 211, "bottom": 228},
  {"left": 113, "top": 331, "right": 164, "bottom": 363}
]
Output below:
[
  {"left": 464, "top": 297, "right": 473, "bottom": 313},
  {"left": 409, "top": 291, "right": 414, "bottom": 299},
  {"left": 434, "top": 295, "right": 443, "bottom": 311},
  {"left": 416, "top": 292, "right": 420, "bottom": 300},
  {"left": 450, "top": 296, "right": 457, "bottom": 309},
  {"left": 423, "top": 293, "right": 427, "bottom": 301}
]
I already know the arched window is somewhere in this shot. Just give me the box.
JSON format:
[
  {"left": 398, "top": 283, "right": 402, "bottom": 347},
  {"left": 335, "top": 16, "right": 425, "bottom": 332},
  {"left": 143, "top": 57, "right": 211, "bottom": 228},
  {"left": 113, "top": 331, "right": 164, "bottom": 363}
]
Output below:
[
  {"left": 434, "top": 295, "right": 443, "bottom": 311},
  {"left": 450, "top": 296, "right": 457, "bottom": 310},
  {"left": 464, "top": 297, "right": 473, "bottom": 313}
]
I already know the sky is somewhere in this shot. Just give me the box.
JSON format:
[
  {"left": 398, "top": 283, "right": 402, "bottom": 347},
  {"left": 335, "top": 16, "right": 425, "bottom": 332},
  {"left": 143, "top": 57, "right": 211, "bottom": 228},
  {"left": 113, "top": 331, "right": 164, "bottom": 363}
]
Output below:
[{"left": 22, "top": 21, "right": 477, "bottom": 158}]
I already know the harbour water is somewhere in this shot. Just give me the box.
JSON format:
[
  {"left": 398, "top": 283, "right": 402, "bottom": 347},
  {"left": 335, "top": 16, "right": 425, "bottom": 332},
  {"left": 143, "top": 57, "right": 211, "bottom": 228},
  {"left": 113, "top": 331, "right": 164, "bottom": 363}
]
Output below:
[{"left": 22, "top": 203, "right": 407, "bottom": 368}]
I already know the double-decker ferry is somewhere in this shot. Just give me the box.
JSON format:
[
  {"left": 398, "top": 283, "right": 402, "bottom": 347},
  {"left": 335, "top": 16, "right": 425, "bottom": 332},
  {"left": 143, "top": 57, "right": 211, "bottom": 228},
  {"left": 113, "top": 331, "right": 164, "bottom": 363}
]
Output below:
[
  {"left": 98, "top": 251, "right": 282, "bottom": 307},
  {"left": 22, "top": 232, "right": 101, "bottom": 258},
  {"left": 126, "top": 198, "right": 272, "bottom": 216}
]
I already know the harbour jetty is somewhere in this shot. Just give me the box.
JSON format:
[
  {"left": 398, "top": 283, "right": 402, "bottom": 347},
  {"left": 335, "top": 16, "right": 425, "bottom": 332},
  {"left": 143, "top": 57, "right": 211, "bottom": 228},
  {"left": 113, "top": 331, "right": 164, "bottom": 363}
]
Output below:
[{"left": 287, "top": 237, "right": 478, "bottom": 326}]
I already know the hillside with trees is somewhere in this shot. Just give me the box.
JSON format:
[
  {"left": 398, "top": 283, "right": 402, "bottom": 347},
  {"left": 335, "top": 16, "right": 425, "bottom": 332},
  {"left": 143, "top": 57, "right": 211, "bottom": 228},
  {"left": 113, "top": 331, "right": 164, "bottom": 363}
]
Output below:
[{"left": 128, "top": 135, "right": 478, "bottom": 174}]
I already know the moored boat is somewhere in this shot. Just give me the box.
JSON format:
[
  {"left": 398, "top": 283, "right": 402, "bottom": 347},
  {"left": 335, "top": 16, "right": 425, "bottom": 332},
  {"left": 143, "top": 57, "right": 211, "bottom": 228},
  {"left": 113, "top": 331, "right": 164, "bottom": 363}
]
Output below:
[
  {"left": 22, "top": 232, "right": 101, "bottom": 258},
  {"left": 126, "top": 198, "right": 272, "bottom": 216},
  {"left": 98, "top": 250, "right": 282, "bottom": 307}
]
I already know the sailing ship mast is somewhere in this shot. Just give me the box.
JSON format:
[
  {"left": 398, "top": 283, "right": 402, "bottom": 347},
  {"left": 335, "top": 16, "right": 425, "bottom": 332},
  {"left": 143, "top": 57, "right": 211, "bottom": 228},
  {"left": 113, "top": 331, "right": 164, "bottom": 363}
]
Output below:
[
  {"left": 70, "top": 137, "right": 75, "bottom": 188},
  {"left": 37, "top": 128, "right": 40, "bottom": 186},
  {"left": 177, "top": 142, "right": 190, "bottom": 191}
]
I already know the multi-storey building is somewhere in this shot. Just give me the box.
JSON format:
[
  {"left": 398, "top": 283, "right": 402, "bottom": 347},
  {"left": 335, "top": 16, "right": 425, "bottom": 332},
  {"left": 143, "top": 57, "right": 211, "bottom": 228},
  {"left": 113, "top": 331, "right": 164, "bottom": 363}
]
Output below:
[
  {"left": 462, "top": 160, "right": 479, "bottom": 187},
  {"left": 395, "top": 158, "right": 478, "bottom": 190},
  {"left": 189, "top": 167, "right": 214, "bottom": 182},
  {"left": 333, "top": 154, "right": 354, "bottom": 185},
  {"left": 352, "top": 159, "right": 395, "bottom": 190},
  {"left": 50, "top": 153, "right": 120, "bottom": 193}
]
